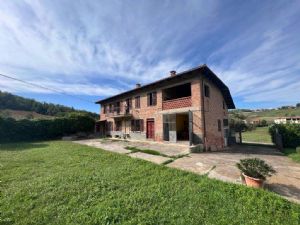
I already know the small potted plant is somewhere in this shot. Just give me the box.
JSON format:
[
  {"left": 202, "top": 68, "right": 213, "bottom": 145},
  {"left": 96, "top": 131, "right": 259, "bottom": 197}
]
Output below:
[{"left": 236, "top": 158, "right": 276, "bottom": 188}]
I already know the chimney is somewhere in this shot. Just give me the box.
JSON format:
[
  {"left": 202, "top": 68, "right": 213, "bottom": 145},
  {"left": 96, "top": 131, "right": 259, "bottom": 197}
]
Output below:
[
  {"left": 136, "top": 83, "right": 141, "bottom": 88},
  {"left": 170, "top": 70, "right": 176, "bottom": 77}
]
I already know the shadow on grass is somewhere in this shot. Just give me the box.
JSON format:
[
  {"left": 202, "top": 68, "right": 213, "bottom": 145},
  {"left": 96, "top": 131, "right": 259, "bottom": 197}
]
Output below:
[{"left": 0, "top": 142, "right": 49, "bottom": 151}]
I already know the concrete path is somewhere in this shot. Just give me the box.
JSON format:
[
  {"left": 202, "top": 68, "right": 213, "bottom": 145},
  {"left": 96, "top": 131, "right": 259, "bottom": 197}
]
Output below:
[
  {"left": 129, "top": 152, "right": 172, "bottom": 164},
  {"left": 74, "top": 138, "right": 188, "bottom": 157},
  {"left": 74, "top": 139, "right": 173, "bottom": 164},
  {"left": 168, "top": 145, "right": 300, "bottom": 203},
  {"left": 74, "top": 139, "right": 131, "bottom": 154}
]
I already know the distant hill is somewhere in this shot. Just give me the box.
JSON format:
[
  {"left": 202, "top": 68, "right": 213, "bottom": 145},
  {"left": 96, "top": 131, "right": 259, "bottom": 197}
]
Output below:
[
  {"left": 230, "top": 106, "right": 300, "bottom": 123},
  {"left": 0, "top": 91, "right": 98, "bottom": 119}
]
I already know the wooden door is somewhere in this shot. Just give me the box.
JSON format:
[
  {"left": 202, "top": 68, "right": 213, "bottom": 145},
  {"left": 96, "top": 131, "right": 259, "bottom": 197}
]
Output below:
[{"left": 146, "top": 119, "right": 155, "bottom": 139}]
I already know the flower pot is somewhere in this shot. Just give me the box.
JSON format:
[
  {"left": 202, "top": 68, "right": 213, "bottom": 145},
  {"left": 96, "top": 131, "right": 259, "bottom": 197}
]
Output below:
[{"left": 242, "top": 173, "right": 264, "bottom": 188}]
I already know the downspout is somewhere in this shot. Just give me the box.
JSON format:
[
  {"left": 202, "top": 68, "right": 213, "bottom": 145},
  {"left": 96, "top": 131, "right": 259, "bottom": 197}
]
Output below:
[{"left": 201, "top": 77, "right": 207, "bottom": 149}]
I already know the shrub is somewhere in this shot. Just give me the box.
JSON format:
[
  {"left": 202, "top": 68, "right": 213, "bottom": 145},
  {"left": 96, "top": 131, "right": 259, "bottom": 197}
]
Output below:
[
  {"left": 269, "top": 124, "right": 300, "bottom": 148},
  {"left": 236, "top": 158, "right": 276, "bottom": 180},
  {"left": 296, "top": 146, "right": 300, "bottom": 154},
  {"left": 0, "top": 114, "right": 95, "bottom": 143}
]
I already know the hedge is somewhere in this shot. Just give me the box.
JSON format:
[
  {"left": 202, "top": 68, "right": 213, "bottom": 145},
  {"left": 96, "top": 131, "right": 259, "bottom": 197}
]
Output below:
[
  {"left": 269, "top": 124, "right": 300, "bottom": 148},
  {"left": 0, "top": 114, "right": 95, "bottom": 143}
]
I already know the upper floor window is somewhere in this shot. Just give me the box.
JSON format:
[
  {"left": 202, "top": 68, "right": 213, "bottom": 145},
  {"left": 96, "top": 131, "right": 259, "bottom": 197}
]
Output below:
[
  {"left": 223, "top": 101, "right": 226, "bottom": 109},
  {"left": 147, "top": 92, "right": 157, "bottom": 106},
  {"left": 135, "top": 96, "right": 140, "bottom": 108},
  {"left": 125, "top": 98, "right": 132, "bottom": 108},
  {"left": 114, "top": 102, "right": 120, "bottom": 113},
  {"left": 204, "top": 84, "right": 210, "bottom": 98},
  {"left": 103, "top": 105, "right": 107, "bottom": 114},
  {"left": 109, "top": 104, "right": 113, "bottom": 113}
]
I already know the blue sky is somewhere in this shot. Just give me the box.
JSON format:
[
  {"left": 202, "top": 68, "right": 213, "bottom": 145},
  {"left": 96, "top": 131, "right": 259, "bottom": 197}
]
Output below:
[{"left": 0, "top": 0, "right": 300, "bottom": 113}]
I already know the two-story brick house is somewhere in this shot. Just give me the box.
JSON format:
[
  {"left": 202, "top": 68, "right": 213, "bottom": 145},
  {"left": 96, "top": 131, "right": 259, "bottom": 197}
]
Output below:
[{"left": 96, "top": 64, "right": 235, "bottom": 150}]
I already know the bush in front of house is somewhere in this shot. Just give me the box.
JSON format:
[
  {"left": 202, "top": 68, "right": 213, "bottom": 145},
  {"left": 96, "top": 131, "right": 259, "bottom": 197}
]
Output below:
[
  {"left": 269, "top": 124, "right": 300, "bottom": 148},
  {"left": 0, "top": 113, "right": 95, "bottom": 142}
]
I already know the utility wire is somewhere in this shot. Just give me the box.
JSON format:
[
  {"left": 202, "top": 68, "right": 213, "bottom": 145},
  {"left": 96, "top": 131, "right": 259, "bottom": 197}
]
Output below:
[{"left": 0, "top": 73, "right": 95, "bottom": 104}]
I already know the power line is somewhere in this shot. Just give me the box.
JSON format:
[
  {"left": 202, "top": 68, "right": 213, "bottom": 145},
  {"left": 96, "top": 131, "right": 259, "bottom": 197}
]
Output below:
[{"left": 0, "top": 73, "right": 95, "bottom": 104}]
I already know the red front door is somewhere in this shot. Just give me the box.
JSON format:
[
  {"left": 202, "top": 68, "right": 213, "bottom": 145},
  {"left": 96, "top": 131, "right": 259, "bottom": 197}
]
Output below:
[{"left": 146, "top": 119, "right": 155, "bottom": 139}]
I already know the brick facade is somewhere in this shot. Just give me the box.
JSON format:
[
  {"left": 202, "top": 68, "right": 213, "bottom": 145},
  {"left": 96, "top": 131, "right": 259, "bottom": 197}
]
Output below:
[{"left": 97, "top": 66, "right": 233, "bottom": 150}]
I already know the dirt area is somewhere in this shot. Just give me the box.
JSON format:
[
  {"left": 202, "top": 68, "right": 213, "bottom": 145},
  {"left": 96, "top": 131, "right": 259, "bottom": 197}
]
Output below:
[{"left": 74, "top": 139, "right": 300, "bottom": 203}]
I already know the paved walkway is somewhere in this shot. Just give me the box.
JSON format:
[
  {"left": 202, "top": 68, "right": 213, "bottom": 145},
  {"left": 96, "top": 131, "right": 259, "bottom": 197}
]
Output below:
[
  {"left": 74, "top": 139, "right": 174, "bottom": 164},
  {"left": 74, "top": 139, "right": 300, "bottom": 203},
  {"left": 168, "top": 145, "right": 300, "bottom": 203}
]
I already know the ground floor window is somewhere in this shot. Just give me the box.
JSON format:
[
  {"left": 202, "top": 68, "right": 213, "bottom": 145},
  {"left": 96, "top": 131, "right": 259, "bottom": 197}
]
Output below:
[
  {"left": 131, "top": 119, "right": 144, "bottom": 132},
  {"left": 106, "top": 121, "right": 113, "bottom": 131},
  {"left": 115, "top": 120, "right": 122, "bottom": 131}
]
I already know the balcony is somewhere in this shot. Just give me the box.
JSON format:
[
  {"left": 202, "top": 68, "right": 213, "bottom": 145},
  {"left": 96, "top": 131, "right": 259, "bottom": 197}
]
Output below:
[
  {"left": 106, "top": 106, "right": 132, "bottom": 118},
  {"left": 162, "top": 96, "right": 192, "bottom": 110}
]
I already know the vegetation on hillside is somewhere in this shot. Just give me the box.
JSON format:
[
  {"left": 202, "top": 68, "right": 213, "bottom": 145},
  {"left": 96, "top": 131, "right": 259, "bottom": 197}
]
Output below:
[
  {"left": 0, "top": 91, "right": 98, "bottom": 119},
  {"left": 230, "top": 105, "right": 300, "bottom": 119},
  {"left": 1, "top": 141, "right": 299, "bottom": 224},
  {"left": 0, "top": 109, "right": 54, "bottom": 120}
]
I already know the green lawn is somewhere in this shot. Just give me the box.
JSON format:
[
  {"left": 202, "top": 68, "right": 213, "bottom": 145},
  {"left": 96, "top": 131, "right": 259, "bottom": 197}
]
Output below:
[
  {"left": 283, "top": 148, "right": 300, "bottom": 163},
  {"left": 242, "top": 127, "right": 273, "bottom": 143},
  {"left": 1, "top": 141, "right": 299, "bottom": 224}
]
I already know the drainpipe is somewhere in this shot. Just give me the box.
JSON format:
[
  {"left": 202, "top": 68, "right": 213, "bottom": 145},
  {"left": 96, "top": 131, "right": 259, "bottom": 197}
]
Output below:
[
  {"left": 201, "top": 77, "right": 207, "bottom": 149},
  {"left": 188, "top": 110, "right": 193, "bottom": 146}
]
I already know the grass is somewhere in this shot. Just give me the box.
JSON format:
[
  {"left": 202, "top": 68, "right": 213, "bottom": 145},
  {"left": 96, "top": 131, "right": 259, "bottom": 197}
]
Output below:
[
  {"left": 125, "top": 146, "right": 188, "bottom": 160},
  {"left": 242, "top": 127, "right": 273, "bottom": 143},
  {"left": 125, "top": 146, "right": 162, "bottom": 155},
  {"left": 1, "top": 141, "right": 300, "bottom": 224},
  {"left": 282, "top": 148, "right": 300, "bottom": 163}
]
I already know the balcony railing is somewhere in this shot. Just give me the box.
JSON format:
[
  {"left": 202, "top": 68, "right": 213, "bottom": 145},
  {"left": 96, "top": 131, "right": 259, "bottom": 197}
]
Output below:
[
  {"left": 162, "top": 96, "right": 192, "bottom": 110},
  {"left": 105, "top": 106, "right": 132, "bottom": 117}
]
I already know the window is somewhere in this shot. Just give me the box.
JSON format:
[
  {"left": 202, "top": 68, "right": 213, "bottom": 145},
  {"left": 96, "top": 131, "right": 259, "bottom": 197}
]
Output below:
[
  {"left": 115, "top": 120, "right": 122, "bottom": 131},
  {"left": 223, "top": 101, "right": 225, "bottom": 109},
  {"left": 109, "top": 104, "right": 113, "bottom": 113},
  {"left": 131, "top": 119, "right": 144, "bottom": 132},
  {"left": 106, "top": 121, "right": 113, "bottom": 131},
  {"left": 218, "top": 119, "right": 221, "bottom": 131},
  {"left": 114, "top": 102, "right": 120, "bottom": 114},
  {"left": 223, "top": 119, "right": 228, "bottom": 127},
  {"left": 135, "top": 96, "right": 140, "bottom": 108},
  {"left": 204, "top": 84, "right": 210, "bottom": 97},
  {"left": 147, "top": 92, "right": 157, "bottom": 106},
  {"left": 103, "top": 104, "right": 107, "bottom": 114}
]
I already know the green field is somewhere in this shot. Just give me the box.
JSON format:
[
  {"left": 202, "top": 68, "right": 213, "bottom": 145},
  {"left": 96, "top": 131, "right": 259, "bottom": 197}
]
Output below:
[
  {"left": 242, "top": 127, "right": 273, "bottom": 143},
  {"left": 1, "top": 141, "right": 299, "bottom": 224}
]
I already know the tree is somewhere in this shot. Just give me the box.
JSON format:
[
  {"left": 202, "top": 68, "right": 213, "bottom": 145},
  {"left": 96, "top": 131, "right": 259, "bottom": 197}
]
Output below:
[{"left": 229, "top": 112, "right": 247, "bottom": 143}]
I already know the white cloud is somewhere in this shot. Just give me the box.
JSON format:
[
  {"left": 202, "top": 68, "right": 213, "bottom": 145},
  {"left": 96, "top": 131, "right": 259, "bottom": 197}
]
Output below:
[
  {"left": 210, "top": 2, "right": 300, "bottom": 105},
  {"left": 0, "top": 0, "right": 299, "bottom": 108}
]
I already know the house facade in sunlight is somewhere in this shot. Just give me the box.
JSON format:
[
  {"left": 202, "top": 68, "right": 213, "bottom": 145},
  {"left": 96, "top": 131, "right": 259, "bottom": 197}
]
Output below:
[{"left": 96, "top": 65, "right": 235, "bottom": 150}]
